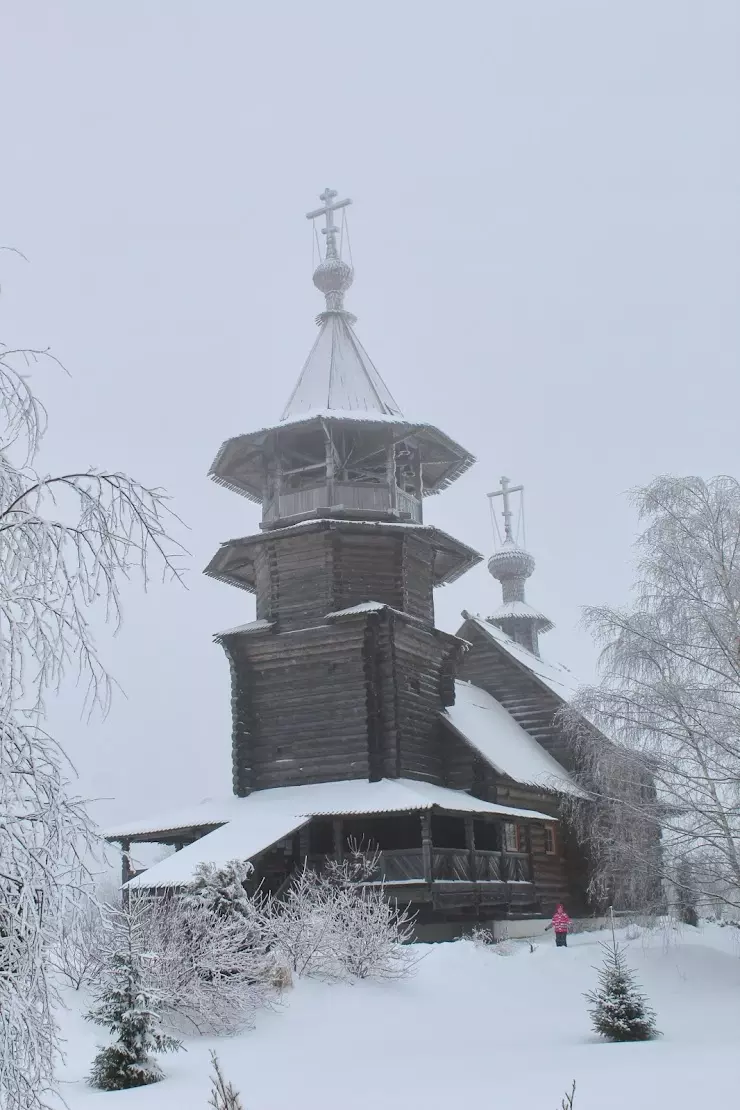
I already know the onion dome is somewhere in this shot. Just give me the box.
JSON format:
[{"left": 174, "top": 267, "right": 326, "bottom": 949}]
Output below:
[
  {"left": 487, "top": 540, "right": 536, "bottom": 584},
  {"left": 486, "top": 537, "right": 553, "bottom": 656}
]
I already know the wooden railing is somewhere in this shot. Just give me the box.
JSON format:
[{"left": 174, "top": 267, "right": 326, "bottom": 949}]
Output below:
[
  {"left": 263, "top": 483, "right": 422, "bottom": 524},
  {"left": 372, "top": 848, "right": 531, "bottom": 884}
]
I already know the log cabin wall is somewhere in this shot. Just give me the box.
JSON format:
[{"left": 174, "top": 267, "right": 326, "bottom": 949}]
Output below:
[
  {"left": 390, "top": 619, "right": 449, "bottom": 784},
  {"left": 457, "top": 622, "right": 576, "bottom": 771},
  {"left": 223, "top": 606, "right": 464, "bottom": 794},
  {"left": 250, "top": 523, "right": 439, "bottom": 632},
  {"left": 224, "top": 622, "right": 371, "bottom": 791}
]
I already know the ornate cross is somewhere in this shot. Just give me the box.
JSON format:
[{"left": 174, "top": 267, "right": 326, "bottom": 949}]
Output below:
[
  {"left": 488, "top": 475, "right": 524, "bottom": 542},
  {"left": 306, "top": 188, "right": 352, "bottom": 258}
]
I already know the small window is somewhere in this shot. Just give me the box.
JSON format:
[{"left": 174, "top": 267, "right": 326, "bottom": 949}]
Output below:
[
  {"left": 503, "top": 822, "right": 520, "bottom": 853},
  {"left": 408, "top": 677, "right": 421, "bottom": 694},
  {"left": 544, "top": 825, "right": 556, "bottom": 855}
]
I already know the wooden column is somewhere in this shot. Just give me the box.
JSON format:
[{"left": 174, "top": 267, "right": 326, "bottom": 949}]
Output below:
[
  {"left": 414, "top": 448, "right": 423, "bottom": 523},
  {"left": 465, "top": 816, "right": 476, "bottom": 883},
  {"left": 332, "top": 818, "right": 344, "bottom": 863},
  {"left": 525, "top": 823, "right": 536, "bottom": 885},
  {"left": 386, "top": 441, "right": 397, "bottom": 508},
  {"left": 324, "top": 423, "right": 336, "bottom": 507},
  {"left": 421, "top": 813, "right": 433, "bottom": 884},
  {"left": 121, "top": 839, "right": 132, "bottom": 908}
]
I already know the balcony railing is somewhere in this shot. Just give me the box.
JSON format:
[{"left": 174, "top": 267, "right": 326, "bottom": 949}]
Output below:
[
  {"left": 264, "top": 483, "right": 422, "bottom": 524},
  {"left": 373, "top": 848, "right": 531, "bottom": 884}
]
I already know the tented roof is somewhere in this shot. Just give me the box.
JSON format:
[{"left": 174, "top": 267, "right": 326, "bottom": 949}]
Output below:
[
  {"left": 281, "top": 312, "right": 403, "bottom": 420},
  {"left": 442, "top": 681, "right": 584, "bottom": 797},
  {"left": 108, "top": 777, "right": 557, "bottom": 889}
]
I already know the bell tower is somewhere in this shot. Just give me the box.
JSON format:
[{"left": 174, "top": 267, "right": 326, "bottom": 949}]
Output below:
[{"left": 206, "top": 190, "right": 481, "bottom": 795}]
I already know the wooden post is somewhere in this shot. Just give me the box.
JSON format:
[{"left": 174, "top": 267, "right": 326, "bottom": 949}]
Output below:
[
  {"left": 525, "top": 823, "right": 535, "bottom": 884},
  {"left": 121, "top": 839, "right": 132, "bottom": 908},
  {"left": 465, "top": 816, "right": 476, "bottom": 883},
  {"left": 324, "top": 422, "right": 336, "bottom": 508},
  {"left": 386, "top": 440, "right": 397, "bottom": 508},
  {"left": 332, "top": 817, "right": 344, "bottom": 863},
  {"left": 421, "top": 813, "right": 433, "bottom": 884}
]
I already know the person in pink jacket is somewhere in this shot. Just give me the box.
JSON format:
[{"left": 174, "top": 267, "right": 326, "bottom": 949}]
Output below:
[{"left": 550, "top": 904, "right": 571, "bottom": 947}]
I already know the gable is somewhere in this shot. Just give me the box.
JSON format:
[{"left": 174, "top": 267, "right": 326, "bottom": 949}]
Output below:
[
  {"left": 455, "top": 618, "right": 577, "bottom": 772},
  {"left": 441, "top": 681, "right": 582, "bottom": 797}
]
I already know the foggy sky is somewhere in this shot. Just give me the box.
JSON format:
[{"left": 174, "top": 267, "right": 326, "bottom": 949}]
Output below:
[{"left": 2, "top": 2, "right": 739, "bottom": 831}]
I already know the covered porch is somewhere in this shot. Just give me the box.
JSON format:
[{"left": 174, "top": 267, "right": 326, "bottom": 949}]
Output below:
[{"left": 106, "top": 778, "right": 555, "bottom": 920}]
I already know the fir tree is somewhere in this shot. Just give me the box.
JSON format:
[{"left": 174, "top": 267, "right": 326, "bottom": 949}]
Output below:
[
  {"left": 586, "top": 933, "right": 659, "bottom": 1042},
  {"left": 87, "top": 903, "right": 181, "bottom": 1090},
  {"left": 187, "top": 860, "right": 254, "bottom": 919}
]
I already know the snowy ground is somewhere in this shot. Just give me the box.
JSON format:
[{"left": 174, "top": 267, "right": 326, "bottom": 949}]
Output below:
[{"left": 55, "top": 922, "right": 740, "bottom": 1110}]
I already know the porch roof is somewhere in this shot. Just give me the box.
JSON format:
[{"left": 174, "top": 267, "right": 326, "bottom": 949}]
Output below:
[{"left": 111, "top": 777, "right": 556, "bottom": 891}]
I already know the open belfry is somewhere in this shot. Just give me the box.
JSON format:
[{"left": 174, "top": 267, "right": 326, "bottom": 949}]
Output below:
[{"left": 107, "top": 190, "right": 592, "bottom": 932}]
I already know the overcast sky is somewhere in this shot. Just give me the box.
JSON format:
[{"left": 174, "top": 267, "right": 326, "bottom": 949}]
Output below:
[{"left": 2, "top": 2, "right": 738, "bottom": 831}]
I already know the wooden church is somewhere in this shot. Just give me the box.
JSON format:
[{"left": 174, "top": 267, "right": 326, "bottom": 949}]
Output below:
[{"left": 106, "top": 189, "right": 594, "bottom": 931}]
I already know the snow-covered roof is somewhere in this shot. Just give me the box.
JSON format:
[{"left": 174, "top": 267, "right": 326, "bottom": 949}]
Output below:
[
  {"left": 442, "top": 682, "right": 585, "bottom": 797},
  {"left": 464, "top": 615, "right": 579, "bottom": 703},
  {"left": 325, "top": 601, "right": 390, "bottom": 618},
  {"left": 113, "top": 777, "right": 557, "bottom": 889},
  {"left": 103, "top": 796, "right": 252, "bottom": 841},
  {"left": 281, "top": 312, "right": 403, "bottom": 420},
  {"left": 214, "top": 619, "right": 274, "bottom": 639},
  {"left": 488, "top": 601, "right": 554, "bottom": 627}
]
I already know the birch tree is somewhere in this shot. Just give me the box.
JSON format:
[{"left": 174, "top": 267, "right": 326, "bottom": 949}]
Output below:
[
  {"left": 0, "top": 272, "right": 183, "bottom": 1109},
  {"left": 564, "top": 475, "right": 740, "bottom": 914}
]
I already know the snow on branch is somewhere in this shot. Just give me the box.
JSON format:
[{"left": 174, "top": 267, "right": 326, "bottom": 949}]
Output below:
[
  {"left": 562, "top": 474, "right": 740, "bottom": 915},
  {"left": 0, "top": 274, "right": 186, "bottom": 1108}
]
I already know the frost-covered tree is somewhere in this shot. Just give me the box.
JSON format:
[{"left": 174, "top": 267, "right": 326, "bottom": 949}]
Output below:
[
  {"left": 585, "top": 918, "right": 658, "bottom": 1043},
  {"left": 0, "top": 264, "right": 182, "bottom": 1109},
  {"left": 564, "top": 475, "right": 740, "bottom": 913},
  {"left": 87, "top": 902, "right": 181, "bottom": 1090},
  {"left": 51, "top": 888, "right": 107, "bottom": 991}
]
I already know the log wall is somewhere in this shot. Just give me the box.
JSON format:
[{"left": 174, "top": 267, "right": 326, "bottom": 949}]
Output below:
[
  {"left": 225, "top": 622, "right": 371, "bottom": 792},
  {"left": 249, "top": 525, "right": 440, "bottom": 632}
]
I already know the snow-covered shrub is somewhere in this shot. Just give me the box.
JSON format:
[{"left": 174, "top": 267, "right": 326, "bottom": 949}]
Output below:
[
  {"left": 87, "top": 902, "right": 181, "bottom": 1090},
  {"left": 586, "top": 935, "right": 659, "bottom": 1042},
  {"left": 186, "top": 859, "right": 255, "bottom": 919},
  {"left": 141, "top": 892, "right": 273, "bottom": 1035},
  {"left": 264, "top": 844, "right": 415, "bottom": 981},
  {"left": 470, "top": 925, "right": 495, "bottom": 947},
  {"left": 208, "top": 1052, "right": 245, "bottom": 1110}
]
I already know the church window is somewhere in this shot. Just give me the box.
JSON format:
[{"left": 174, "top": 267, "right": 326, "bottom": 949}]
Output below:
[{"left": 408, "top": 676, "right": 421, "bottom": 694}]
